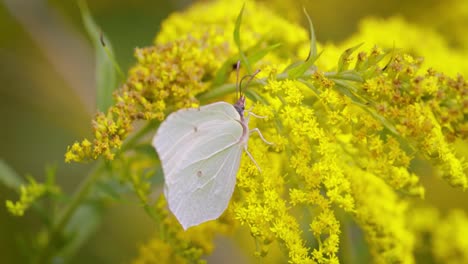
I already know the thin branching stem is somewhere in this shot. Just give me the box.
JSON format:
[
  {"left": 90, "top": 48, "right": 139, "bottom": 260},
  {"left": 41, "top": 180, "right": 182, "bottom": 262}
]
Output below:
[{"left": 37, "top": 120, "right": 158, "bottom": 263}]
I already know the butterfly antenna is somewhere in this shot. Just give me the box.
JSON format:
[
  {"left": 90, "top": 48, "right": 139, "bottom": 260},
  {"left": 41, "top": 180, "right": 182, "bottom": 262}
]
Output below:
[
  {"left": 235, "top": 60, "right": 241, "bottom": 99},
  {"left": 239, "top": 69, "right": 261, "bottom": 93}
]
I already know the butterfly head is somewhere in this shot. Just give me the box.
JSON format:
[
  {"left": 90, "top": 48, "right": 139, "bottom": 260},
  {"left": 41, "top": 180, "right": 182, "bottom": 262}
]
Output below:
[{"left": 233, "top": 95, "right": 246, "bottom": 118}]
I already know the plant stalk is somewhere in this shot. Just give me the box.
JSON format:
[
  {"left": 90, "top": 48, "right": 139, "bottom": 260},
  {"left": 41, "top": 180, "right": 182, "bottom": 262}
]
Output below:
[{"left": 37, "top": 121, "right": 158, "bottom": 263}]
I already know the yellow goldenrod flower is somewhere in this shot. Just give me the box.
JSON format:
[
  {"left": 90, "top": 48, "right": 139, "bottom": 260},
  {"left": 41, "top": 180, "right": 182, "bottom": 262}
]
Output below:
[
  {"left": 61, "top": 0, "right": 468, "bottom": 263},
  {"left": 6, "top": 176, "right": 59, "bottom": 216}
]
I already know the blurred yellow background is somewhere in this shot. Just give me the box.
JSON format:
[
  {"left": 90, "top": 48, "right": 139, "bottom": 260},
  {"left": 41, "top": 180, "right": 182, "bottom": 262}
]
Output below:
[{"left": 1, "top": 0, "right": 466, "bottom": 263}]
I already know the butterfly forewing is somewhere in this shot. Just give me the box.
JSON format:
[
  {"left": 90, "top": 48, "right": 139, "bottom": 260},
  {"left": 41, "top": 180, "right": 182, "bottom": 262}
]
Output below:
[{"left": 153, "top": 102, "right": 246, "bottom": 229}]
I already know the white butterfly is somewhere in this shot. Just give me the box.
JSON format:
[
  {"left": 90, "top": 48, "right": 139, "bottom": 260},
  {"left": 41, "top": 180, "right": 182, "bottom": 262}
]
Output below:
[{"left": 152, "top": 89, "right": 271, "bottom": 230}]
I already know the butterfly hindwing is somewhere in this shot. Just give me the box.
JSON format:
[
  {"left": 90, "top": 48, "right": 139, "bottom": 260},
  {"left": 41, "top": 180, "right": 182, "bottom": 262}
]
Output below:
[{"left": 167, "top": 145, "right": 243, "bottom": 229}]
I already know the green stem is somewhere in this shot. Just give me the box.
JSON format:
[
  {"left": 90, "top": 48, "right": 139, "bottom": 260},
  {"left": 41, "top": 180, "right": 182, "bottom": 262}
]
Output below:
[
  {"left": 37, "top": 120, "right": 158, "bottom": 263},
  {"left": 37, "top": 162, "right": 104, "bottom": 264}
]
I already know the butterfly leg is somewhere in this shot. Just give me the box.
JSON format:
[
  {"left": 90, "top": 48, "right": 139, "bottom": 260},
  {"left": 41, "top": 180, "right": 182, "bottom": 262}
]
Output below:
[
  {"left": 250, "top": 128, "right": 274, "bottom": 145},
  {"left": 249, "top": 111, "right": 267, "bottom": 119},
  {"left": 244, "top": 145, "right": 262, "bottom": 173},
  {"left": 244, "top": 105, "right": 266, "bottom": 119}
]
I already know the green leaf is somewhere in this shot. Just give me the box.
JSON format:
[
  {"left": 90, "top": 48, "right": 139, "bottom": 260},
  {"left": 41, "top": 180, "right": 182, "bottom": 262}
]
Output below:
[
  {"left": 60, "top": 204, "right": 103, "bottom": 260},
  {"left": 282, "top": 61, "right": 304, "bottom": 73},
  {"left": 233, "top": 3, "right": 252, "bottom": 74},
  {"left": 211, "top": 57, "right": 238, "bottom": 88},
  {"left": 287, "top": 50, "right": 323, "bottom": 79},
  {"left": 337, "top": 42, "right": 364, "bottom": 72},
  {"left": 0, "top": 159, "right": 24, "bottom": 190},
  {"left": 94, "top": 179, "right": 129, "bottom": 202},
  {"left": 382, "top": 48, "right": 396, "bottom": 72},
  {"left": 303, "top": 8, "right": 317, "bottom": 60},
  {"left": 368, "top": 47, "right": 392, "bottom": 66},
  {"left": 248, "top": 43, "right": 282, "bottom": 64},
  {"left": 78, "top": 0, "right": 118, "bottom": 112},
  {"left": 233, "top": 3, "right": 243, "bottom": 51},
  {"left": 286, "top": 9, "right": 321, "bottom": 79},
  {"left": 329, "top": 70, "right": 364, "bottom": 82},
  {"left": 355, "top": 47, "right": 392, "bottom": 73},
  {"left": 243, "top": 85, "right": 271, "bottom": 109},
  {"left": 333, "top": 80, "right": 368, "bottom": 106}
]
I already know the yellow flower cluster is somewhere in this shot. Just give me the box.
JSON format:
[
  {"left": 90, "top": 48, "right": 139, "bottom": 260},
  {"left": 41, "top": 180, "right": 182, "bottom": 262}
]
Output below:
[
  {"left": 65, "top": 0, "right": 308, "bottom": 163},
  {"left": 6, "top": 177, "right": 59, "bottom": 216},
  {"left": 350, "top": 170, "right": 415, "bottom": 263},
  {"left": 234, "top": 137, "right": 312, "bottom": 262},
  {"left": 156, "top": 0, "right": 307, "bottom": 59},
  {"left": 230, "top": 49, "right": 434, "bottom": 262},
  {"left": 65, "top": 37, "right": 221, "bottom": 162},
  {"left": 361, "top": 54, "right": 467, "bottom": 189},
  {"left": 61, "top": 0, "right": 468, "bottom": 262},
  {"left": 228, "top": 70, "right": 359, "bottom": 263}
]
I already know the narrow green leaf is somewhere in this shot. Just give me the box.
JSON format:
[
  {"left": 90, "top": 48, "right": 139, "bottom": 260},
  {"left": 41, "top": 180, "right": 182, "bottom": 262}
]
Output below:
[
  {"left": 248, "top": 43, "right": 282, "bottom": 64},
  {"left": 303, "top": 8, "right": 317, "bottom": 60},
  {"left": 282, "top": 61, "right": 303, "bottom": 73},
  {"left": 287, "top": 50, "right": 323, "bottom": 79},
  {"left": 298, "top": 79, "right": 321, "bottom": 96},
  {"left": 333, "top": 80, "right": 369, "bottom": 106},
  {"left": 233, "top": 3, "right": 244, "bottom": 55},
  {"left": 367, "top": 47, "right": 391, "bottom": 66},
  {"left": 328, "top": 70, "right": 365, "bottom": 82},
  {"left": 0, "top": 159, "right": 24, "bottom": 190},
  {"left": 78, "top": 0, "right": 118, "bottom": 112},
  {"left": 285, "top": 9, "right": 320, "bottom": 79},
  {"left": 382, "top": 48, "right": 396, "bottom": 72},
  {"left": 60, "top": 204, "right": 103, "bottom": 260},
  {"left": 233, "top": 3, "right": 252, "bottom": 73},
  {"left": 245, "top": 89, "right": 269, "bottom": 105},
  {"left": 211, "top": 57, "right": 238, "bottom": 88},
  {"left": 94, "top": 179, "right": 128, "bottom": 201},
  {"left": 337, "top": 42, "right": 364, "bottom": 72},
  {"left": 357, "top": 47, "right": 392, "bottom": 73}
]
